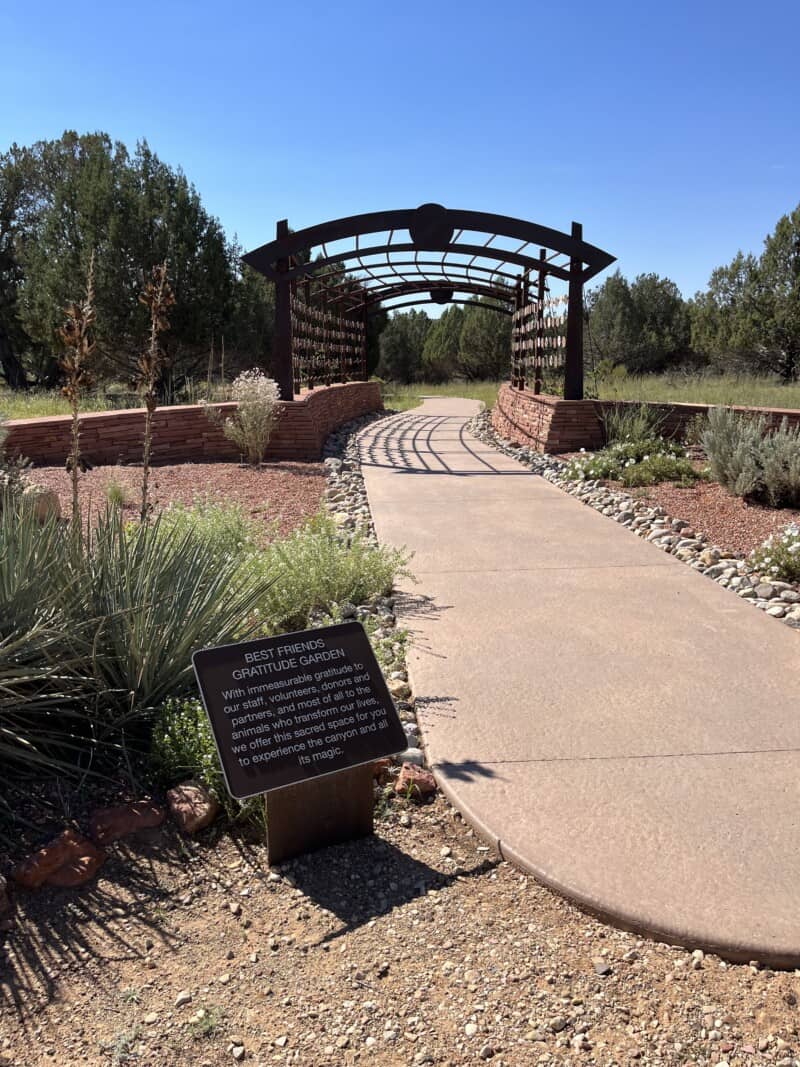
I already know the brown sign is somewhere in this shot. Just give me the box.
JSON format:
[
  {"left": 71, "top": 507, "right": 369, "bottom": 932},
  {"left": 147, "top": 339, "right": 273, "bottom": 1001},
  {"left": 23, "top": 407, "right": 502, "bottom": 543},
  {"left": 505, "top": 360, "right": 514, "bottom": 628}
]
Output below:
[{"left": 192, "top": 622, "right": 408, "bottom": 799}]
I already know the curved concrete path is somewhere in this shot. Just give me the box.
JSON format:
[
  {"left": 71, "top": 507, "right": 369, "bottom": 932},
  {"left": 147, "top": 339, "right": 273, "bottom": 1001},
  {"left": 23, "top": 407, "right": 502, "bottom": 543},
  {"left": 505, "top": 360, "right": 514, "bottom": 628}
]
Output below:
[{"left": 359, "top": 398, "right": 800, "bottom": 966}]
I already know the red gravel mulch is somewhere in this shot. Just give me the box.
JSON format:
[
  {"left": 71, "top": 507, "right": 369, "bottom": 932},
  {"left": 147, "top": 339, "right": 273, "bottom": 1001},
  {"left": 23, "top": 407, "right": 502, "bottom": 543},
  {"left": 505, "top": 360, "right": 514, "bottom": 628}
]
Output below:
[
  {"left": 29, "top": 461, "right": 326, "bottom": 539},
  {"left": 632, "top": 479, "right": 800, "bottom": 556}
]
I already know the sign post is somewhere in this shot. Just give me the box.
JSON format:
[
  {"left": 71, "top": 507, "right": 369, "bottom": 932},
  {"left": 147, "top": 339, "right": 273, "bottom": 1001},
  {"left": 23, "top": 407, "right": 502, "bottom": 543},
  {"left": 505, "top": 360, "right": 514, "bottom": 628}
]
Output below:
[{"left": 192, "top": 622, "right": 408, "bottom": 864}]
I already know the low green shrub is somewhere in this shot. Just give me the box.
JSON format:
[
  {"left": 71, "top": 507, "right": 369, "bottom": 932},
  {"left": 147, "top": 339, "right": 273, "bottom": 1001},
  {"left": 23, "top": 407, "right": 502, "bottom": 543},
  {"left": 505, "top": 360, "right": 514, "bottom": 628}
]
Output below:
[
  {"left": 703, "top": 407, "right": 800, "bottom": 507},
  {"left": 620, "top": 453, "right": 701, "bottom": 488},
  {"left": 564, "top": 437, "right": 697, "bottom": 487},
  {"left": 151, "top": 697, "right": 261, "bottom": 822},
  {"left": 750, "top": 524, "right": 800, "bottom": 583},
  {"left": 253, "top": 514, "right": 412, "bottom": 632}
]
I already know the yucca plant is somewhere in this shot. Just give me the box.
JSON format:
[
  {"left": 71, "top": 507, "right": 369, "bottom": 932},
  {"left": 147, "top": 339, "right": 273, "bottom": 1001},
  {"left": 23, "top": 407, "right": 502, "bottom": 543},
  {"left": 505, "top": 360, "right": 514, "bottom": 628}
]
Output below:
[
  {"left": 0, "top": 496, "right": 101, "bottom": 811},
  {"left": 83, "top": 508, "right": 276, "bottom": 724}
]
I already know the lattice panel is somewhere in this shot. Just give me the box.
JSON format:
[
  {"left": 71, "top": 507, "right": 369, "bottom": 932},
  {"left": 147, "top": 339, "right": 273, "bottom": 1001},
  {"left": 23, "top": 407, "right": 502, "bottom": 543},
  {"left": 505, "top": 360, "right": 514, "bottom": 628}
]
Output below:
[
  {"left": 290, "top": 297, "right": 365, "bottom": 392},
  {"left": 511, "top": 294, "right": 568, "bottom": 388}
]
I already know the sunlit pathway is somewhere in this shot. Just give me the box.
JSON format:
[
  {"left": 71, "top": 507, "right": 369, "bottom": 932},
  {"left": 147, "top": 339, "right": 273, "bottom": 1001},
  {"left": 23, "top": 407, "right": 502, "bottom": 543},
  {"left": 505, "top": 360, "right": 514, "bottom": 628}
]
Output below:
[{"left": 359, "top": 397, "right": 800, "bottom": 965}]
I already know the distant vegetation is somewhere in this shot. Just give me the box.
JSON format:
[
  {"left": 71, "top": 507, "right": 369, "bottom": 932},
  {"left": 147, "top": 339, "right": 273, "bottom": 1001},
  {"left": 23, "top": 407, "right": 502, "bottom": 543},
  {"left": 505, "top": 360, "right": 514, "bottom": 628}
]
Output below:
[{"left": 1, "top": 129, "right": 798, "bottom": 401}]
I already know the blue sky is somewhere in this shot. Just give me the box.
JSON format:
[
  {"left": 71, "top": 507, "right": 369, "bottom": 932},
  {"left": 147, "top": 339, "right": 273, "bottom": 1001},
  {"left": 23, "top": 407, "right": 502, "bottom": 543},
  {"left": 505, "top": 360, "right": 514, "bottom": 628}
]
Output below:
[{"left": 2, "top": 0, "right": 798, "bottom": 299}]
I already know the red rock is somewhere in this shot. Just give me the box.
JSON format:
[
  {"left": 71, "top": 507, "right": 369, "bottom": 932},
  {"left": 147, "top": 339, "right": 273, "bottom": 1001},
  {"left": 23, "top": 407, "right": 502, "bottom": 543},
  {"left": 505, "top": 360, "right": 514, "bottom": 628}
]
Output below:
[
  {"left": 167, "top": 781, "right": 220, "bottom": 834},
  {"left": 394, "top": 763, "right": 437, "bottom": 800},
  {"left": 46, "top": 836, "right": 106, "bottom": 887},
  {"left": 13, "top": 829, "right": 105, "bottom": 890},
  {"left": 89, "top": 799, "right": 165, "bottom": 845}
]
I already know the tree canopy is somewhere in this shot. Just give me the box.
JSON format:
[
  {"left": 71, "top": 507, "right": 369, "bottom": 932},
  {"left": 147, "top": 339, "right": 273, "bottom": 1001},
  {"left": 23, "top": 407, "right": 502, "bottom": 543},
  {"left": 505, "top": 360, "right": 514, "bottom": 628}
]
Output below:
[{"left": 0, "top": 131, "right": 273, "bottom": 392}]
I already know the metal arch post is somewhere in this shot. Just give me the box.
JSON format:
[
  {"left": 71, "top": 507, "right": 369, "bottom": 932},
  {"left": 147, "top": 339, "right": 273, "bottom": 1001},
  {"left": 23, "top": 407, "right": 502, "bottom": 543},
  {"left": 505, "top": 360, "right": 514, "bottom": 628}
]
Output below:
[
  {"left": 564, "top": 222, "right": 585, "bottom": 401},
  {"left": 273, "top": 219, "right": 294, "bottom": 401}
]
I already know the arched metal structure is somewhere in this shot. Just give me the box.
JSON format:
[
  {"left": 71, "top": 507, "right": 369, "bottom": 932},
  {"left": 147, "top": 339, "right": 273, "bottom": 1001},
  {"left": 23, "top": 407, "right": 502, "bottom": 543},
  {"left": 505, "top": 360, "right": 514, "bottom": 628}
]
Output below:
[{"left": 243, "top": 204, "right": 614, "bottom": 400}]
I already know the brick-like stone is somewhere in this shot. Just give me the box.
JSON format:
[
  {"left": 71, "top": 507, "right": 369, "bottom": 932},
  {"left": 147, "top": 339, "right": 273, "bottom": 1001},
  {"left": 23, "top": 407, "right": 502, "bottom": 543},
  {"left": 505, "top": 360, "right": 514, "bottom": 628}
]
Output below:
[{"left": 6, "top": 382, "right": 382, "bottom": 465}]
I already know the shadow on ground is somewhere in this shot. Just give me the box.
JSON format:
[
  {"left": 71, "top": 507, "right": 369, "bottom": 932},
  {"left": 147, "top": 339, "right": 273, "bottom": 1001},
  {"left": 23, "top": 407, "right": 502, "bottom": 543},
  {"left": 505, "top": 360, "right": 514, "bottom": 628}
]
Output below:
[{"left": 276, "top": 834, "right": 499, "bottom": 949}]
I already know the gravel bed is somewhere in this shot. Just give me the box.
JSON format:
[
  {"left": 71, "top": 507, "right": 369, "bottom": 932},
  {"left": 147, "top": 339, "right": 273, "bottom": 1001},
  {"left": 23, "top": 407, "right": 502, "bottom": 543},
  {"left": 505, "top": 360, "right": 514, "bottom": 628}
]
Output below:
[
  {"left": 633, "top": 481, "right": 800, "bottom": 558},
  {"left": 468, "top": 410, "right": 800, "bottom": 629},
  {"left": 319, "top": 411, "right": 424, "bottom": 765},
  {"left": 28, "top": 461, "right": 326, "bottom": 538}
]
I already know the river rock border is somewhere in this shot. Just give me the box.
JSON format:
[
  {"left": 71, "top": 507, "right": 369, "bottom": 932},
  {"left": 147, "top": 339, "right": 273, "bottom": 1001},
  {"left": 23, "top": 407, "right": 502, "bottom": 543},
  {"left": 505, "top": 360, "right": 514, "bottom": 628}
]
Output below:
[
  {"left": 468, "top": 408, "right": 800, "bottom": 629},
  {"left": 321, "top": 412, "right": 430, "bottom": 778}
]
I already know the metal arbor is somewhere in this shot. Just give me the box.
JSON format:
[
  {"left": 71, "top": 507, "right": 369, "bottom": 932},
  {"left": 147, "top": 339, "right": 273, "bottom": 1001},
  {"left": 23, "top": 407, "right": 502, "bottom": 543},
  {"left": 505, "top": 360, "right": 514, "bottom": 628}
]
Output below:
[{"left": 242, "top": 204, "right": 614, "bottom": 401}]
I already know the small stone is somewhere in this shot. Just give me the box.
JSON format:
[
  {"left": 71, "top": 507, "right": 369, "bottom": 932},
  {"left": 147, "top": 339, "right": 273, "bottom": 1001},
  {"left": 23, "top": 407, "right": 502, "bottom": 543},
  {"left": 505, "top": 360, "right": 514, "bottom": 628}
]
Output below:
[
  {"left": 143, "top": 1012, "right": 158, "bottom": 1025},
  {"left": 465, "top": 1022, "right": 478, "bottom": 1037},
  {"left": 175, "top": 990, "right": 193, "bottom": 1007},
  {"left": 388, "top": 678, "right": 412, "bottom": 700},
  {"left": 549, "top": 1016, "right": 568, "bottom": 1033},
  {"left": 400, "top": 747, "right": 425, "bottom": 767},
  {"left": 218, "top": 973, "right": 231, "bottom": 985},
  {"left": 479, "top": 1044, "right": 495, "bottom": 1060},
  {"left": 395, "top": 763, "right": 436, "bottom": 799},
  {"left": 232, "top": 1045, "right": 245, "bottom": 1061},
  {"left": 230, "top": 902, "right": 242, "bottom": 916},
  {"left": 592, "top": 957, "right": 612, "bottom": 976},
  {"left": 399, "top": 813, "right": 412, "bottom": 828},
  {"left": 274, "top": 1036, "right": 288, "bottom": 1048},
  {"left": 440, "top": 846, "right": 452, "bottom": 858},
  {"left": 167, "top": 781, "right": 220, "bottom": 834}
]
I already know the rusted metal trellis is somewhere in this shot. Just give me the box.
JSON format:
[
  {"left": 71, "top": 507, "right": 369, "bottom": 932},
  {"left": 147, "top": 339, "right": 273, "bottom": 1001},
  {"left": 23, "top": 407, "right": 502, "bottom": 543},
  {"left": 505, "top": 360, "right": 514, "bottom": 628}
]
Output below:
[{"left": 243, "top": 206, "right": 614, "bottom": 400}]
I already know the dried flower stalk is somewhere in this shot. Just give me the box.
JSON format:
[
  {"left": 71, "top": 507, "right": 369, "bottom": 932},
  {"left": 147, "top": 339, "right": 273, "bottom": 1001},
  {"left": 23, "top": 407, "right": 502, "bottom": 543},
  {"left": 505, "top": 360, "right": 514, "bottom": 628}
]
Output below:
[
  {"left": 58, "top": 251, "right": 96, "bottom": 526},
  {"left": 137, "top": 261, "right": 175, "bottom": 522}
]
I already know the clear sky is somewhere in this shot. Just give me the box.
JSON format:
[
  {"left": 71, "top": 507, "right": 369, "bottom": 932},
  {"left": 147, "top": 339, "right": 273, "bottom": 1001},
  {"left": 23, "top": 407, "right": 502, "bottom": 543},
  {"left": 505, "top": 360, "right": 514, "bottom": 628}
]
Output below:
[{"left": 2, "top": 0, "right": 798, "bottom": 299}]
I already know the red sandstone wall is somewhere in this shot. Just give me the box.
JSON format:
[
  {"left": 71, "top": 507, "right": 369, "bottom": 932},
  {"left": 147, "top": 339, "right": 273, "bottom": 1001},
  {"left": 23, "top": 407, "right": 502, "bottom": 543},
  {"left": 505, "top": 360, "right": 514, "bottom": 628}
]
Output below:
[
  {"left": 491, "top": 384, "right": 800, "bottom": 454},
  {"left": 5, "top": 381, "right": 382, "bottom": 466}
]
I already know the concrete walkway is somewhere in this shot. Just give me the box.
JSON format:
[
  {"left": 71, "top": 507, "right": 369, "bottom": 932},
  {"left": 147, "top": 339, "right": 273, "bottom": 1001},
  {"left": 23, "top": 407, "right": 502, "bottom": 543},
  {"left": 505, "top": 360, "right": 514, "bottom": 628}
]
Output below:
[{"left": 359, "top": 398, "right": 800, "bottom": 966}]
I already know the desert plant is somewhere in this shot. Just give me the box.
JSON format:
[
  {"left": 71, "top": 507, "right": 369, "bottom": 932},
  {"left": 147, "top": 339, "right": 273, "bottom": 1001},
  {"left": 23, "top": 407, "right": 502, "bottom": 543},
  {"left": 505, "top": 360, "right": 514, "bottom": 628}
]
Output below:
[
  {"left": 137, "top": 261, "right": 175, "bottom": 521},
  {"left": 751, "top": 524, "right": 800, "bottom": 583},
  {"left": 253, "top": 513, "right": 411, "bottom": 632},
  {"left": 620, "top": 453, "right": 701, "bottom": 488},
  {"left": 218, "top": 369, "right": 281, "bottom": 465},
  {"left": 757, "top": 423, "right": 800, "bottom": 507},
  {"left": 703, "top": 407, "right": 800, "bottom": 506},
  {"left": 702, "top": 406, "right": 764, "bottom": 498},
  {"left": 0, "top": 498, "right": 101, "bottom": 809},
  {"left": 84, "top": 508, "right": 276, "bottom": 723},
  {"left": 57, "top": 252, "right": 96, "bottom": 525},
  {"left": 105, "top": 472, "right": 133, "bottom": 510},
  {"left": 601, "top": 402, "right": 667, "bottom": 446}
]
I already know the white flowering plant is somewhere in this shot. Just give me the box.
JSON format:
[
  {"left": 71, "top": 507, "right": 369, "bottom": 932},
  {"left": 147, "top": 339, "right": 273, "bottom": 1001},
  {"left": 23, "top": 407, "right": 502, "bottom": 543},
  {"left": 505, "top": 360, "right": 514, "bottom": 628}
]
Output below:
[
  {"left": 216, "top": 369, "right": 281, "bottom": 465},
  {"left": 564, "top": 437, "right": 698, "bottom": 487},
  {"left": 750, "top": 524, "right": 800, "bottom": 583}
]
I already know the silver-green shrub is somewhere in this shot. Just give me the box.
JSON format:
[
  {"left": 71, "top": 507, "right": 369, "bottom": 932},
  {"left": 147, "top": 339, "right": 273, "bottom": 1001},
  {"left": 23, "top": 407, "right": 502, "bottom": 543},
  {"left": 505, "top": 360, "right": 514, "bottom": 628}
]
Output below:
[{"left": 703, "top": 407, "right": 800, "bottom": 506}]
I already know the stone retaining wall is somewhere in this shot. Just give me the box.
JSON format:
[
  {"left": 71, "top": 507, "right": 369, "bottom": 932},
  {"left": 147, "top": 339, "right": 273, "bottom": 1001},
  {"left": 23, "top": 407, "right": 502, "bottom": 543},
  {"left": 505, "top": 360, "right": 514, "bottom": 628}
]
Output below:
[
  {"left": 4, "top": 381, "right": 382, "bottom": 466},
  {"left": 492, "top": 383, "right": 800, "bottom": 453}
]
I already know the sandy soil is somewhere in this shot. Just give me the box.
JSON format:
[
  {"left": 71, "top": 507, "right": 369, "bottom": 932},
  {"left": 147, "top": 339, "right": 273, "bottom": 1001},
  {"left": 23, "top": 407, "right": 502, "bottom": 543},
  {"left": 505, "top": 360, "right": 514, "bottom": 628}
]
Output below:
[{"left": 1, "top": 794, "right": 798, "bottom": 1067}]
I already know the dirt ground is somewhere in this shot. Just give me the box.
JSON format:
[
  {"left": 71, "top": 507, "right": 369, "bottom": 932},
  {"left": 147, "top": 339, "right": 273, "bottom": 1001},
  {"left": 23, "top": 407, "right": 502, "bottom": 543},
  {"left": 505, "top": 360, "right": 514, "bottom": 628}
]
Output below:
[
  {"left": 2, "top": 793, "right": 798, "bottom": 1067},
  {"left": 28, "top": 461, "right": 326, "bottom": 538}
]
